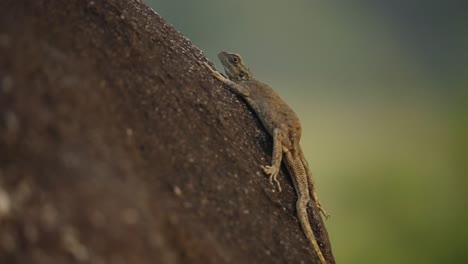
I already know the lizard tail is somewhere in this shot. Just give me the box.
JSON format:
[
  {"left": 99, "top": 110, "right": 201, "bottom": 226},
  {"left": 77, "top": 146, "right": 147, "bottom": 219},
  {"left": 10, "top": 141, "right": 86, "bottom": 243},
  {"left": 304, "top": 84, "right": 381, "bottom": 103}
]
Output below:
[{"left": 284, "top": 152, "right": 327, "bottom": 264}]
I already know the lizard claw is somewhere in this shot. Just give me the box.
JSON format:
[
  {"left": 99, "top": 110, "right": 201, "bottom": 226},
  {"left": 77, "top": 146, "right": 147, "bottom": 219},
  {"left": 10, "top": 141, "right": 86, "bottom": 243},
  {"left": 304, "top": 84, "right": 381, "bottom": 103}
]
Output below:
[{"left": 261, "top": 165, "right": 281, "bottom": 192}]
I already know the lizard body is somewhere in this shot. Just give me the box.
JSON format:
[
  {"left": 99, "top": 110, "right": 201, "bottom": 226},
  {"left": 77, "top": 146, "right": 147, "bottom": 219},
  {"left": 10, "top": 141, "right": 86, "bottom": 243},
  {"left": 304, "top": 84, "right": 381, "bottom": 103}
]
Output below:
[{"left": 203, "top": 51, "right": 329, "bottom": 264}]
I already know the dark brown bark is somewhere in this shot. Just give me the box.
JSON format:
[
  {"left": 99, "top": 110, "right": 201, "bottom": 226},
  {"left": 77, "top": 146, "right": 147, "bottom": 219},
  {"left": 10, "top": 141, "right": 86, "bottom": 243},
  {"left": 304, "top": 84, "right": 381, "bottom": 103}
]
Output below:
[{"left": 0, "top": 0, "right": 335, "bottom": 263}]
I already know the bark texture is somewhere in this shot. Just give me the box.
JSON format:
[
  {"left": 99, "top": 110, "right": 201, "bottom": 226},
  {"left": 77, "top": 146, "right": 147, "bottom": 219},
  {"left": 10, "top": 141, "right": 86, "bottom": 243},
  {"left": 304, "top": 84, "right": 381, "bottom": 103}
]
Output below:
[{"left": 0, "top": 0, "right": 335, "bottom": 263}]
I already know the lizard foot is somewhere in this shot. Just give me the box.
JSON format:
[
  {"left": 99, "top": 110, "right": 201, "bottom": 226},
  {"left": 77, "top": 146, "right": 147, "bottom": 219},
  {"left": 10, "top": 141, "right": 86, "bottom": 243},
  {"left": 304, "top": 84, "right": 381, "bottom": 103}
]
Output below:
[
  {"left": 311, "top": 189, "right": 330, "bottom": 219},
  {"left": 261, "top": 165, "right": 282, "bottom": 192},
  {"left": 316, "top": 201, "right": 330, "bottom": 219}
]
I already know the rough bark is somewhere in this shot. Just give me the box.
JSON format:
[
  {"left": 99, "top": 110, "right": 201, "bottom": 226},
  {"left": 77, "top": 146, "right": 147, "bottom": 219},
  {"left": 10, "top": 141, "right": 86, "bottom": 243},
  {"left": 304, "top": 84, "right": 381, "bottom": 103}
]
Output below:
[{"left": 0, "top": 0, "right": 335, "bottom": 263}]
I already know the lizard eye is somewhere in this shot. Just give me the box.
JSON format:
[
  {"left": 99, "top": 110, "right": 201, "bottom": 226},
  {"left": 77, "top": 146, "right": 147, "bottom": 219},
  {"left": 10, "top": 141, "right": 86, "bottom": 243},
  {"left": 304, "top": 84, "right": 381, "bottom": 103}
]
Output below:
[
  {"left": 231, "top": 56, "right": 239, "bottom": 63},
  {"left": 239, "top": 72, "right": 246, "bottom": 79}
]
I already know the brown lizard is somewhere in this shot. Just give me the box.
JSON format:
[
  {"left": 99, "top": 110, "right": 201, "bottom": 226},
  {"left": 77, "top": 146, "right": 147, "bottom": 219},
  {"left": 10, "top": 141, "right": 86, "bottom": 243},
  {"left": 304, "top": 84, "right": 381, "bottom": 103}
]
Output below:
[{"left": 203, "top": 51, "right": 330, "bottom": 264}]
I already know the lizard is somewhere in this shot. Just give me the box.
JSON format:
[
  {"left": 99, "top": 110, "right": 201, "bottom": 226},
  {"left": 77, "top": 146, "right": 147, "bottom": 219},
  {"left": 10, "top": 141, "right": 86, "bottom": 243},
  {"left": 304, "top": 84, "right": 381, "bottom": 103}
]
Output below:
[{"left": 202, "top": 51, "right": 330, "bottom": 264}]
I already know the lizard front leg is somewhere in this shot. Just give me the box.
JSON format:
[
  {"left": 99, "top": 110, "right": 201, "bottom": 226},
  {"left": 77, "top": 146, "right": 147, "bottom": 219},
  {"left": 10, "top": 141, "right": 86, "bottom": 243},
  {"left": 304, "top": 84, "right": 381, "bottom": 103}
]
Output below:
[
  {"left": 202, "top": 62, "right": 250, "bottom": 97},
  {"left": 262, "top": 128, "right": 283, "bottom": 192}
]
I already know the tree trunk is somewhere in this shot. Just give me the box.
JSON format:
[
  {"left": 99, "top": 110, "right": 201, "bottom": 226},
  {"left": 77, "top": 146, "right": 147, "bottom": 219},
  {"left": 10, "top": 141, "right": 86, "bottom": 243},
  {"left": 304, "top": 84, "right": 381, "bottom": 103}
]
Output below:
[{"left": 0, "top": 0, "right": 335, "bottom": 263}]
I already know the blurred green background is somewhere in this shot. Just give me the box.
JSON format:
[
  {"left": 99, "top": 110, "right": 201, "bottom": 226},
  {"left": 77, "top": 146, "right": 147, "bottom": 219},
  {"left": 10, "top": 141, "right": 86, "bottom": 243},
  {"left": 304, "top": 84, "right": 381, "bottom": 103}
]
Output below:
[{"left": 147, "top": 0, "right": 467, "bottom": 263}]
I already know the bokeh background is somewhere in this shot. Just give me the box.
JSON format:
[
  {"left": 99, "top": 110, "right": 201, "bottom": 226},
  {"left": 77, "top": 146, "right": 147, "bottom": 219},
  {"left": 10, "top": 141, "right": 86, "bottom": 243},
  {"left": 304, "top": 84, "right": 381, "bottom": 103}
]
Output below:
[{"left": 147, "top": 1, "right": 467, "bottom": 263}]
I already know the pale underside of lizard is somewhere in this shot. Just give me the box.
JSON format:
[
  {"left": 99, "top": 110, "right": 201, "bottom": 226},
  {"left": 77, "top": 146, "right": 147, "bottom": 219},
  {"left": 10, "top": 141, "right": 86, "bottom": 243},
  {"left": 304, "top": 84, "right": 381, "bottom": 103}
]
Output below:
[{"left": 202, "top": 51, "right": 329, "bottom": 264}]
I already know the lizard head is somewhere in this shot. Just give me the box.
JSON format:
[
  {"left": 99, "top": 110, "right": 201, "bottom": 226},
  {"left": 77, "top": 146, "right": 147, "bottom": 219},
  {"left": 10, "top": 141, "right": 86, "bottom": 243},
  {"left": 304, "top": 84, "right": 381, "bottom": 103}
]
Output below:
[{"left": 218, "top": 51, "right": 252, "bottom": 82}]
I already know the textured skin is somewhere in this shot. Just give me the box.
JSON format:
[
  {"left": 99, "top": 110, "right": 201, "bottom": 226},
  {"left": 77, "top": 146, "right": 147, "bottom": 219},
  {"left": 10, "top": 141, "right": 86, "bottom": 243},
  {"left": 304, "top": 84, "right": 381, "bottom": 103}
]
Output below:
[{"left": 203, "top": 51, "right": 329, "bottom": 264}]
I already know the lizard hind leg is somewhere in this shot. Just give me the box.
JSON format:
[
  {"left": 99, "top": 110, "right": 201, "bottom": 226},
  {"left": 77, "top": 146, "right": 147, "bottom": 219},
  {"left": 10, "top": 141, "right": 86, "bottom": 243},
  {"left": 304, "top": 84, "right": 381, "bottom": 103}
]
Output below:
[
  {"left": 261, "top": 128, "right": 283, "bottom": 192},
  {"left": 300, "top": 151, "right": 330, "bottom": 219}
]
